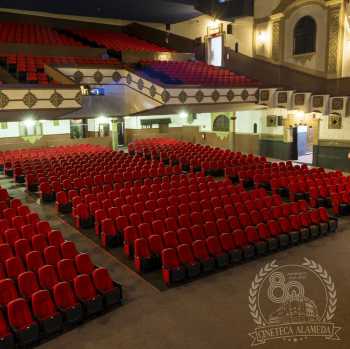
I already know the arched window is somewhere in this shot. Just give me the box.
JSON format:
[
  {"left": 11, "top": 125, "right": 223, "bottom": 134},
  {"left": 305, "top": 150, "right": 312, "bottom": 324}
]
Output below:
[
  {"left": 213, "top": 114, "right": 229, "bottom": 132},
  {"left": 293, "top": 16, "right": 316, "bottom": 55}
]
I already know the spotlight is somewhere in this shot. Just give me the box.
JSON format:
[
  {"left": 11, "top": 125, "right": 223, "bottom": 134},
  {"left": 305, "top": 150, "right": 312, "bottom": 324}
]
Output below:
[
  {"left": 23, "top": 118, "right": 35, "bottom": 128},
  {"left": 96, "top": 115, "right": 108, "bottom": 124},
  {"left": 179, "top": 111, "right": 188, "bottom": 119},
  {"left": 257, "top": 31, "right": 267, "bottom": 44}
]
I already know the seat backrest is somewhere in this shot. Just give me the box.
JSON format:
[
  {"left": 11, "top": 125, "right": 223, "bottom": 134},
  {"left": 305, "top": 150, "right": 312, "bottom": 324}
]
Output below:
[
  {"left": 31, "top": 234, "right": 48, "bottom": 251},
  {"left": 162, "top": 248, "right": 180, "bottom": 269},
  {"left": 32, "top": 289, "right": 56, "bottom": 320},
  {"left": 206, "top": 235, "right": 223, "bottom": 255},
  {"left": 36, "top": 220, "right": 51, "bottom": 236},
  {"left": 177, "top": 244, "right": 195, "bottom": 264},
  {"left": 134, "top": 238, "right": 151, "bottom": 259},
  {"left": 7, "top": 298, "right": 34, "bottom": 330},
  {"left": 14, "top": 238, "right": 31, "bottom": 260},
  {"left": 60, "top": 241, "right": 78, "bottom": 259},
  {"left": 0, "top": 243, "right": 13, "bottom": 264},
  {"left": 75, "top": 253, "right": 95, "bottom": 274},
  {"left": 177, "top": 228, "right": 193, "bottom": 245},
  {"left": 74, "top": 274, "right": 97, "bottom": 301},
  {"left": 48, "top": 230, "right": 64, "bottom": 247},
  {"left": 43, "top": 245, "right": 61, "bottom": 266},
  {"left": 163, "top": 231, "right": 178, "bottom": 249},
  {"left": 204, "top": 221, "right": 218, "bottom": 237},
  {"left": 53, "top": 281, "right": 77, "bottom": 310},
  {"left": 26, "top": 250, "right": 44, "bottom": 272},
  {"left": 148, "top": 234, "right": 164, "bottom": 255},
  {"left": 5, "top": 256, "right": 25, "bottom": 279},
  {"left": 21, "top": 224, "right": 35, "bottom": 240},
  {"left": 18, "top": 271, "right": 40, "bottom": 299},
  {"left": 219, "top": 233, "right": 235, "bottom": 251},
  {"left": 0, "top": 278, "right": 18, "bottom": 306},
  {"left": 92, "top": 267, "right": 114, "bottom": 293},
  {"left": 38, "top": 264, "right": 59, "bottom": 290},
  {"left": 245, "top": 226, "right": 259, "bottom": 243},
  {"left": 4, "top": 228, "right": 20, "bottom": 246},
  {"left": 192, "top": 240, "right": 209, "bottom": 260},
  {"left": 57, "top": 259, "right": 77, "bottom": 282}
]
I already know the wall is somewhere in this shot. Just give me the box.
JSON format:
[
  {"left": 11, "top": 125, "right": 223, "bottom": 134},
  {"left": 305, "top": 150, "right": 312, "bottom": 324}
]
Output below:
[
  {"left": 283, "top": 3, "right": 328, "bottom": 75},
  {"left": 342, "top": 6, "right": 350, "bottom": 77},
  {"left": 315, "top": 115, "right": 350, "bottom": 170},
  {"left": 147, "top": 15, "right": 254, "bottom": 57},
  {"left": 235, "top": 110, "right": 262, "bottom": 134},
  {"left": 0, "top": 134, "right": 112, "bottom": 151},
  {"left": 319, "top": 115, "right": 350, "bottom": 141},
  {"left": 42, "top": 120, "right": 70, "bottom": 135},
  {"left": 0, "top": 119, "right": 112, "bottom": 151},
  {"left": 0, "top": 122, "right": 20, "bottom": 138},
  {"left": 254, "top": 0, "right": 281, "bottom": 19},
  {"left": 124, "top": 113, "right": 212, "bottom": 131}
]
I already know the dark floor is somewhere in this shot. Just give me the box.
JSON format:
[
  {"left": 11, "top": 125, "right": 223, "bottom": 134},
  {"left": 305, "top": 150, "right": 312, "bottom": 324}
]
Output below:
[{"left": 2, "top": 176, "right": 350, "bottom": 349}]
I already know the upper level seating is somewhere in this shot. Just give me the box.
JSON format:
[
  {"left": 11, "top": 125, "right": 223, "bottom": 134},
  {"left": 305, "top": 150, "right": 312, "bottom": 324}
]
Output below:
[
  {"left": 71, "top": 29, "right": 170, "bottom": 52},
  {"left": 138, "top": 60, "right": 260, "bottom": 86},
  {"left": 0, "top": 186, "right": 122, "bottom": 347},
  {"left": 0, "top": 22, "right": 83, "bottom": 46},
  {"left": 1, "top": 54, "right": 119, "bottom": 84}
]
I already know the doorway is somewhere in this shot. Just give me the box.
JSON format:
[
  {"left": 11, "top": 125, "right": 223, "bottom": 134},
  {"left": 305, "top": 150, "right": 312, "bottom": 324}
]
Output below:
[
  {"left": 98, "top": 123, "right": 110, "bottom": 137},
  {"left": 295, "top": 125, "right": 313, "bottom": 164},
  {"left": 70, "top": 119, "right": 88, "bottom": 139},
  {"left": 208, "top": 35, "right": 223, "bottom": 67}
]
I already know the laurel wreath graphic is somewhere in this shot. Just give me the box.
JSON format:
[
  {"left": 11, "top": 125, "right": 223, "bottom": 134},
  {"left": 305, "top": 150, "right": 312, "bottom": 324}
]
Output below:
[
  {"left": 249, "top": 258, "right": 337, "bottom": 326},
  {"left": 302, "top": 258, "right": 337, "bottom": 322},
  {"left": 249, "top": 260, "right": 279, "bottom": 326}
]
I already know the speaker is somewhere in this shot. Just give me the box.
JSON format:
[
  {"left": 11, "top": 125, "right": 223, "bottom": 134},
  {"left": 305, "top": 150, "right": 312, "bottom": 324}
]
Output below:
[
  {"left": 166, "top": 23, "right": 171, "bottom": 31},
  {"left": 227, "top": 24, "right": 233, "bottom": 35}
]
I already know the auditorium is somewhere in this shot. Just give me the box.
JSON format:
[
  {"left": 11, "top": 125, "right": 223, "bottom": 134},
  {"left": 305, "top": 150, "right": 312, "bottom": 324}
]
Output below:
[{"left": 0, "top": 0, "right": 349, "bottom": 348}]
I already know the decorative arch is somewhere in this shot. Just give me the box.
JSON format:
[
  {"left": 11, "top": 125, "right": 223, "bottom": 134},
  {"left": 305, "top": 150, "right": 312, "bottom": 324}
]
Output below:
[
  {"left": 213, "top": 114, "right": 229, "bottom": 132},
  {"left": 293, "top": 16, "right": 317, "bottom": 55}
]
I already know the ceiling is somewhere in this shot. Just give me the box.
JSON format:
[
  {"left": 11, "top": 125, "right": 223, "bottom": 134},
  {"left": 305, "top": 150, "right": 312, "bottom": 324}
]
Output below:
[{"left": 0, "top": 0, "right": 202, "bottom": 24}]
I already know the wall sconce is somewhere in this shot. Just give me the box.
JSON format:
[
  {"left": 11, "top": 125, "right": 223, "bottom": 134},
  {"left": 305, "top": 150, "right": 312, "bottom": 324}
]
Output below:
[
  {"left": 257, "top": 31, "right": 267, "bottom": 44},
  {"left": 295, "top": 110, "right": 305, "bottom": 120}
]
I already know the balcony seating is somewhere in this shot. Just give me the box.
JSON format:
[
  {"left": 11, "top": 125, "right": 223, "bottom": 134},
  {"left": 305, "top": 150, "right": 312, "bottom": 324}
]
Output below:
[
  {"left": 138, "top": 60, "right": 260, "bottom": 86},
  {"left": 71, "top": 29, "right": 169, "bottom": 52}
]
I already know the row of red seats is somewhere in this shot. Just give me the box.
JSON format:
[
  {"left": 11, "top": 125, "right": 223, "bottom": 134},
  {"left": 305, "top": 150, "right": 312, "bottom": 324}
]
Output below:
[
  {"left": 129, "top": 139, "right": 267, "bottom": 175},
  {"left": 140, "top": 59, "right": 260, "bottom": 86},
  {"left": 1, "top": 145, "right": 112, "bottom": 187},
  {"left": 64, "top": 165, "right": 338, "bottom": 287},
  {"left": 128, "top": 139, "right": 350, "bottom": 215},
  {"left": 71, "top": 29, "right": 170, "bottom": 52},
  {"left": 71, "top": 173, "right": 212, "bottom": 235},
  {"left": 1, "top": 144, "right": 109, "bottom": 170},
  {"left": 5, "top": 54, "right": 119, "bottom": 66},
  {"left": 159, "top": 206, "right": 335, "bottom": 285},
  {"left": 1, "top": 53, "right": 119, "bottom": 84},
  {"left": 0, "top": 22, "right": 83, "bottom": 46},
  {"left": 0, "top": 187, "right": 122, "bottom": 347}
]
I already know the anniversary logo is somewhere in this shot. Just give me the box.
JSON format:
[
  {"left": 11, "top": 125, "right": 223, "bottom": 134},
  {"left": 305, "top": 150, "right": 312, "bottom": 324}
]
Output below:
[{"left": 248, "top": 259, "right": 341, "bottom": 346}]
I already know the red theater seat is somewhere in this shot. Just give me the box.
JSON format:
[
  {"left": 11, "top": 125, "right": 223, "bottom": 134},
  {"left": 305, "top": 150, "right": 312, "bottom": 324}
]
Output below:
[
  {"left": 74, "top": 274, "right": 103, "bottom": 315},
  {"left": 53, "top": 282, "right": 83, "bottom": 325},
  {"left": 92, "top": 268, "right": 122, "bottom": 307},
  {"left": 7, "top": 298, "right": 39, "bottom": 346}
]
